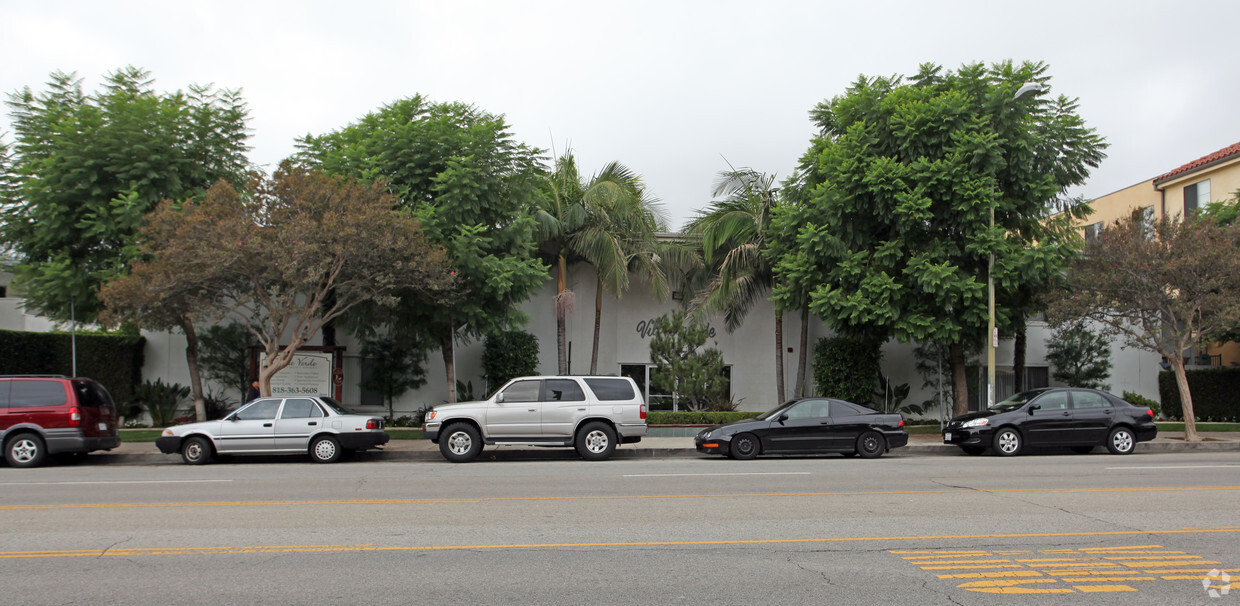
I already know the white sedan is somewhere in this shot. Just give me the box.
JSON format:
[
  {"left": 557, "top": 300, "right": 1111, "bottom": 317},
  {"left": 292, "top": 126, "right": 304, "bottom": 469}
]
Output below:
[{"left": 155, "top": 396, "right": 389, "bottom": 464}]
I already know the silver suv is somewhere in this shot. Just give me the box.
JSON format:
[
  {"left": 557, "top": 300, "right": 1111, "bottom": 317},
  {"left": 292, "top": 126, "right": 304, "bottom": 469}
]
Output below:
[{"left": 423, "top": 376, "right": 647, "bottom": 462}]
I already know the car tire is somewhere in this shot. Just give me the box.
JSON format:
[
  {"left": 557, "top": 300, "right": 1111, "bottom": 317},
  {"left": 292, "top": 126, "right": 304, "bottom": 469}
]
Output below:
[
  {"left": 576, "top": 422, "right": 617, "bottom": 461},
  {"left": 993, "top": 428, "right": 1022, "bottom": 456},
  {"left": 439, "top": 423, "right": 482, "bottom": 463},
  {"left": 856, "top": 431, "right": 886, "bottom": 459},
  {"left": 180, "top": 436, "right": 213, "bottom": 465},
  {"left": 5, "top": 433, "right": 47, "bottom": 468},
  {"left": 729, "top": 433, "right": 760, "bottom": 460},
  {"left": 309, "top": 435, "right": 342, "bottom": 463},
  {"left": 961, "top": 446, "right": 986, "bottom": 456},
  {"left": 1106, "top": 427, "right": 1136, "bottom": 455},
  {"left": 1071, "top": 446, "right": 1094, "bottom": 454}
]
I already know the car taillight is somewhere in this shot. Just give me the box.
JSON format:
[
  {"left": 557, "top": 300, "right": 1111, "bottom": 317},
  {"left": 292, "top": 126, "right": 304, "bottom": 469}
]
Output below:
[
  {"left": 366, "top": 419, "right": 380, "bottom": 430},
  {"left": 1146, "top": 408, "right": 1154, "bottom": 420},
  {"left": 640, "top": 403, "right": 647, "bottom": 420},
  {"left": 69, "top": 407, "right": 81, "bottom": 426},
  {"left": 898, "top": 418, "right": 905, "bottom": 427}
]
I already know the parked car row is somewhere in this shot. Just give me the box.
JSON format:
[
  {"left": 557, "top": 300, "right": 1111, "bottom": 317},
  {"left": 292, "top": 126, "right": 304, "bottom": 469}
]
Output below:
[{"left": 3, "top": 374, "right": 1159, "bottom": 467}]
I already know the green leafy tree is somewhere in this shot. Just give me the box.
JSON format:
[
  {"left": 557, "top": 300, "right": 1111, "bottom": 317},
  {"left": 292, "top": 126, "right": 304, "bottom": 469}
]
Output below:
[
  {"left": 771, "top": 61, "right": 1106, "bottom": 416},
  {"left": 482, "top": 330, "right": 540, "bottom": 391},
  {"left": 1048, "top": 212, "right": 1240, "bottom": 441},
  {"left": 648, "top": 309, "right": 729, "bottom": 411},
  {"left": 2, "top": 67, "right": 250, "bottom": 322},
  {"left": 296, "top": 95, "right": 546, "bottom": 402},
  {"left": 1045, "top": 321, "right": 1112, "bottom": 390},
  {"left": 133, "top": 378, "right": 191, "bottom": 427},
  {"left": 359, "top": 332, "right": 430, "bottom": 420}
]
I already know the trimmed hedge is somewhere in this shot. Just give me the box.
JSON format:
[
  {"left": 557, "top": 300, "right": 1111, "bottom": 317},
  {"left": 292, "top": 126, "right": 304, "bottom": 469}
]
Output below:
[
  {"left": 647, "top": 411, "right": 762, "bottom": 425},
  {"left": 0, "top": 329, "right": 145, "bottom": 405},
  {"left": 1158, "top": 368, "right": 1240, "bottom": 422}
]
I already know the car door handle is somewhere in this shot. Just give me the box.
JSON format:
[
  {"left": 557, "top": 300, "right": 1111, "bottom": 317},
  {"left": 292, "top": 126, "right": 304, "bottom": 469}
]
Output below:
[
  {"left": 307, "top": 422, "right": 317, "bottom": 426},
  {"left": 529, "top": 408, "right": 537, "bottom": 412},
  {"left": 578, "top": 408, "right": 587, "bottom": 411},
  {"left": 1061, "top": 412, "right": 1070, "bottom": 417},
  {"left": 263, "top": 423, "right": 273, "bottom": 427}
]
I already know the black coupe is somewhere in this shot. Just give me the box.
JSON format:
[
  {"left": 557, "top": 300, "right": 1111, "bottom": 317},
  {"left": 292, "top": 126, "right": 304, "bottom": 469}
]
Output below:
[
  {"left": 695, "top": 398, "right": 908, "bottom": 459},
  {"left": 943, "top": 387, "right": 1158, "bottom": 456}
]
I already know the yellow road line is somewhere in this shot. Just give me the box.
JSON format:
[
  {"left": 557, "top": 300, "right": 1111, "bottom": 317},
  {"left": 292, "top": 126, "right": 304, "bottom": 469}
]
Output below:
[{"left": 3, "top": 485, "right": 1240, "bottom": 510}]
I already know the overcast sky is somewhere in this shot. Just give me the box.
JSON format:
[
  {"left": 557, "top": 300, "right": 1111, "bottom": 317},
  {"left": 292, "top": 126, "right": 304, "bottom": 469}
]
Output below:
[{"left": 3, "top": 0, "right": 1238, "bottom": 230}]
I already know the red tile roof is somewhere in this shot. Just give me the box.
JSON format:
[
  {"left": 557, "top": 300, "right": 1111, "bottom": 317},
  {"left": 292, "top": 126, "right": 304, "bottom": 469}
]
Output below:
[{"left": 1154, "top": 141, "right": 1240, "bottom": 184}]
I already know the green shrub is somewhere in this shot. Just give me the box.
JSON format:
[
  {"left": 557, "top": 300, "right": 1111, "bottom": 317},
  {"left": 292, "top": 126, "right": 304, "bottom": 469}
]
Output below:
[
  {"left": 1122, "top": 391, "right": 1161, "bottom": 420},
  {"left": 483, "top": 330, "right": 539, "bottom": 391},
  {"left": 133, "top": 379, "right": 190, "bottom": 427},
  {"left": 0, "top": 329, "right": 145, "bottom": 404},
  {"left": 812, "top": 335, "right": 882, "bottom": 404},
  {"left": 646, "top": 411, "right": 762, "bottom": 425},
  {"left": 1158, "top": 368, "right": 1240, "bottom": 421}
]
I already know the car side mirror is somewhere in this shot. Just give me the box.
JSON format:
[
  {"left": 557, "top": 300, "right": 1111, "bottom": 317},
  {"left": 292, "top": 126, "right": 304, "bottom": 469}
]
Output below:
[
  {"left": 496, "top": 393, "right": 506, "bottom": 403},
  {"left": 777, "top": 413, "right": 789, "bottom": 424},
  {"left": 1028, "top": 404, "right": 1041, "bottom": 414}
]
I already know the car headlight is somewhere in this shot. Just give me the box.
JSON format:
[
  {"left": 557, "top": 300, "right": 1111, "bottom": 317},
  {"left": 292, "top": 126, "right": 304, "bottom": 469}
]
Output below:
[
  {"left": 162, "top": 428, "right": 174, "bottom": 436},
  {"left": 961, "top": 418, "right": 989, "bottom": 429},
  {"left": 426, "top": 410, "right": 436, "bottom": 421}
]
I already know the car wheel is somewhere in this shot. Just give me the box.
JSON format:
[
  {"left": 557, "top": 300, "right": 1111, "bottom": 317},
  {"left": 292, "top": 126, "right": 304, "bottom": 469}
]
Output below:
[
  {"left": 729, "top": 433, "right": 760, "bottom": 460},
  {"left": 856, "top": 431, "right": 886, "bottom": 459},
  {"left": 180, "top": 436, "right": 213, "bottom": 465},
  {"left": 5, "top": 433, "right": 47, "bottom": 468},
  {"left": 961, "top": 446, "right": 986, "bottom": 456},
  {"left": 576, "top": 422, "right": 617, "bottom": 461},
  {"left": 1071, "top": 446, "right": 1094, "bottom": 454},
  {"left": 1106, "top": 427, "right": 1136, "bottom": 455},
  {"left": 309, "top": 435, "right": 342, "bottom": 463},
  {"left": 439, "top": 423, "right": 482, "bottom": 463},
  {"left": 993, "top": 428, "right": 1022, "bottom": 456}
]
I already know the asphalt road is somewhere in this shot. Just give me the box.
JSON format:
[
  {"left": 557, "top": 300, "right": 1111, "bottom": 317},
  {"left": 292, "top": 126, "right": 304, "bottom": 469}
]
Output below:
[{"left": 1, "top": 451, "right": 1237, "bottom": 605}]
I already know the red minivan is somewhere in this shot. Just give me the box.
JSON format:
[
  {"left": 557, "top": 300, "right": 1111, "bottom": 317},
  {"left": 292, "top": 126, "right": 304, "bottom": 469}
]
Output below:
[{"left": 0, "top": 376, "right": 122, "bottom": 467}]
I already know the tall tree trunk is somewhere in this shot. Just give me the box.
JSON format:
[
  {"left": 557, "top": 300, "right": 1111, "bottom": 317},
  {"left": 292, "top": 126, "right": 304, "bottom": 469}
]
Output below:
[
  {"left": 181, "top": 316, "right": 207, "bottom": 422},
  {"left": 1013, "top": 321, "right": 1026, "bottom": 393},
  {"left": 794, "top": 306, "right": 809, "bottom": 398},
  {"left": 774, "top": 309, "right": 786, "bottom": 403},
  {"left": 590, "top": 276, "right": 602, "bottom": 374},
  {"left": 441, "top": 320, "right": 456, "bottom": 404},
  {"left": 556, "top": 254, "right": 568, "bottom": 374},
  {"left": 1171, "top": 355, "right": 1200, "bottom": 442},
  {"left": 950, "top": 341, "right": 968, "bottom": 417},
  {"left": 321, "top": 288, "right": 337, "bottom": 347}
]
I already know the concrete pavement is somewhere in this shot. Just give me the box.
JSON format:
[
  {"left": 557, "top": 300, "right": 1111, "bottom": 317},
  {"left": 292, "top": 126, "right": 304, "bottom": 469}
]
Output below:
[{"left": 72, "top": 429, "right": 1240, "bottom": 465}]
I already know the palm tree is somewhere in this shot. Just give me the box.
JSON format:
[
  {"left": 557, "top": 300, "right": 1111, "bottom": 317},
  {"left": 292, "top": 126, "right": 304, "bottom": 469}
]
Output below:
[
  {"left": 686, "top": 166, "right": 806, "bottom": 403},
  {"left": 535, "top": 151, "right": 662, "bottom": 374}
]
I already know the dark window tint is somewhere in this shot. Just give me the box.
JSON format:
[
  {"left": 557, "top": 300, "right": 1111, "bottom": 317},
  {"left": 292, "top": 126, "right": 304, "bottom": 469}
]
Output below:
[
  {"left": 584, "top": 378, "right": 636, "bottom": 401},
  {"left": 1033, "top": 391, "right": 1069, "bottom": 411},
  {"left": 830, "top": 401, "right": 872, "bottom": 416},
  {"left": 0, "top": 381, "right": 10, "bottom": 407},
  {"left": 544, "top": 379, "right": 585, "bottom": 402},
  {"left": 500, "top": 380, "right": 542, "bottom": 403},
  {"left": 72, "top": 380, "right": 115, "bottom": 409},
  {"left": 280, "top": 398, "right": 323, "bottom": 419},
  {"left": 8, "top": 380, "right": 68, "bottom": 408},
  {"left": 1071, "top": 391, "right": 1110, "bottom": 409},
  {"left": 235, "top": 399, "right": 280, "bottom": 420}
]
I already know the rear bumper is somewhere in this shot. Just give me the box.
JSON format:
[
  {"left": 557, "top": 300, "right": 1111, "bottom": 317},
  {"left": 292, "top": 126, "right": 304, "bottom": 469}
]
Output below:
[
  {"left": 43, "top": 428, "right": 121, "bottom": 454},
  {"left": 885, "top": 431, "right": 909, "bottom": 449},
  {"left": 336, "top": 431, "right": 389, "bottom": 451}
]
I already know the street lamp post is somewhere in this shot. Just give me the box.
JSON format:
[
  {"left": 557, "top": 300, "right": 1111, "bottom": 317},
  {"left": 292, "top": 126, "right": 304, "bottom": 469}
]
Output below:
[{"left": 987, "top": 82, "right": 1043, "bottom": 409}]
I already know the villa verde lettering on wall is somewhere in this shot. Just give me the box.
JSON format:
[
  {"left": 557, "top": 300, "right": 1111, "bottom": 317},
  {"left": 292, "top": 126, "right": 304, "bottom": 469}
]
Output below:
[
  {"left": 270, "top": 352, "right": 333, "bottom": 396},
  {"left": 635, "top": 319, "right": 716, "bottom": 339}
]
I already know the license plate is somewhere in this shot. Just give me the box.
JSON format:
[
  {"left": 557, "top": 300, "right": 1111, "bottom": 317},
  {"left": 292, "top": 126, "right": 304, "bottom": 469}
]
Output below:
[
  {"left": 98, "top": 422, "right": 108, "bottom": 431},
  {"left": 943, "top": 432, "right": 951, "bottom": 442}
]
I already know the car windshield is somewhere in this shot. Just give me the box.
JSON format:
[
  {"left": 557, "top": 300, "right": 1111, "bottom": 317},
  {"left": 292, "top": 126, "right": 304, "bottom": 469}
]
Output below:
[
  {"left": 319, "top": 397, "right": 349, "bottom": 415},
  {"left": 989, "top": 390, "right": 1048, "bottom": 413},
  {"left": 758, "top": 401, "right": 803, "bottom": 421}
]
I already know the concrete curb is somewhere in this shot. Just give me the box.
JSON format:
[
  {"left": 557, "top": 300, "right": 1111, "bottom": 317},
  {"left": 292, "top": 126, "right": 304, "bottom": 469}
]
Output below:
[{"left": 70, "top": 437, "right": 1240, "bottom": 466}]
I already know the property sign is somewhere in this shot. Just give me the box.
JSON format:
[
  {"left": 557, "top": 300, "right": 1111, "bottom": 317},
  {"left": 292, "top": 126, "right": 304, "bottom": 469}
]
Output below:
[{"left": 270, "top": 352, "right": 333, "bottom": 397}]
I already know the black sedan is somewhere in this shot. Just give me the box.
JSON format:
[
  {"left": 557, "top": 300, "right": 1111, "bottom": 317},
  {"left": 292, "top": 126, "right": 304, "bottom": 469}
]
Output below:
[
  {"left": 695, "top": 398, "right": 908, "bottom": 459},
  {"left": 943, "top": 387, "right": 1158, "bottom": 456}
]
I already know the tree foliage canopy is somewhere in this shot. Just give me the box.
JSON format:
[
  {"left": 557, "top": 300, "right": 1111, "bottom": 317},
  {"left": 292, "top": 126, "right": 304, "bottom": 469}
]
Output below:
[
  {"left": 648, "top": 309, "right": 730, "bottom": 411},
  {"left": 1, "top": 67, "right": 250, "bottom": 322}
]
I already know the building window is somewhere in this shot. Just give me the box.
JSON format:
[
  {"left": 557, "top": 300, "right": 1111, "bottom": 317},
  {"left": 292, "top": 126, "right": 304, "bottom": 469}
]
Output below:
[
  {"left": 622, "top": 363, "right": 731, "bottom": 411},
  {"left": 357, "top": 357, "right": 384, "bottom": 407},
  {"left": 1084, "top": 222, "right": 1103, "bottom": 241},
  {"left": 1184, "top": 179, "right": 1210, "bottom": 214}
]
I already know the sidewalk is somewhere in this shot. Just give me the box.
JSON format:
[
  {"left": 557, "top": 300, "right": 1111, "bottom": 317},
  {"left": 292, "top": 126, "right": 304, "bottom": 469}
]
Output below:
[{"left": 85, "top": 431, "right": 1240, "bottom": 465}]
